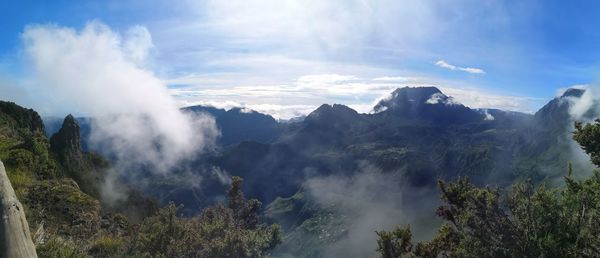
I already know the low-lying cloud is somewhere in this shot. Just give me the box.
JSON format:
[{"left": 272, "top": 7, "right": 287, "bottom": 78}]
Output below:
[
  {"left": 21, "top": 21, "right": 219, "bottom": 186},
  {"left": 303, "top": 165, "right": 440, "bottom": 257}
]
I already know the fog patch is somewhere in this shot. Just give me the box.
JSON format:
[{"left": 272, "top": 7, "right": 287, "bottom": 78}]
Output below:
[
  {"left": 211, "top": 166, "right": 233, "bottom": 185},
  {"left": 303, "top": 165, "right": 439, "bottom": 257},
  {"left": 100, "top": 168, "right": 128, "bottom": 204}
]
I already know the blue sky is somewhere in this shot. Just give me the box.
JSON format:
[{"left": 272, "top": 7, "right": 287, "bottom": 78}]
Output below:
[{"left": 1, "top": 0, "right": 600, "bottom": 119}]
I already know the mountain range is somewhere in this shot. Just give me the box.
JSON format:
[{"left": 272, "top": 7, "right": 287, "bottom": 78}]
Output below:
[{"left": 37, "top": 86, "right": 595, "bottom": 257}]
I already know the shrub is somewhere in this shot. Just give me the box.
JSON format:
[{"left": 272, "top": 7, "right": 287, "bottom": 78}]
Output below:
[
  {"left": 36, "top": 236, "right": 88, "bottom": 258},
  {"left": 89, "top": 236, "right": 123, "bottom": 258}
]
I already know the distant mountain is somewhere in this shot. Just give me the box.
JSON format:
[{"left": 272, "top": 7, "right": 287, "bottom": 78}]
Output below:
[
  {"left": 213, "top": 87, "right": 533, "bottom": 202},
  {"left": 44, "top": 106, "right": 282, "bottom": 152},
  {"left": 183, "top": 105, "right": 281, "bottom": 146},
  {"left": 534, "top": 88, "right": 585, "bottom": 130},
  {"left": 373, "top": 86, "right": 484, "bottom": 125},
  {"left": 209, "top": 86, "right": 595, "bottom": 256}
]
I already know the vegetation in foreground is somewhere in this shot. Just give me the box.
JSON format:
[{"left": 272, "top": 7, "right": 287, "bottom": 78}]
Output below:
[
  {"left": 37, "top": 176, "right": 282, "bottom": 258},
  {"left": 376, "top": 120, "right": 600, "bottom": 257},
  {"left": 0, "top": 100, "right": 281, "bottom": 257}
]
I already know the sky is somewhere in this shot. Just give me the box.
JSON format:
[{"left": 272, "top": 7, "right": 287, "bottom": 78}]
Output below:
[{"left": 2, "top": 0, "right": 600, "bottom": 119}]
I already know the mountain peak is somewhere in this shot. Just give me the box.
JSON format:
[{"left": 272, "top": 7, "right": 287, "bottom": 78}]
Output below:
[
  {"left": 373, "top": 86, "right": 456, "bottom": 113},
  {"left": 50, "top": 114, "right": 82, "bottom": 156},
  {"left": 390, "top": 86, "right": 442, "bottom": 96},
  {"left": 307, "top": 104, "right": 358, "bottom": 121},
  {"left": 561, "top": 88, "right": 585, "bottom": 98},
  {"left": 534, "top": 88, "right": 585, "bottom": 128},
  {"left": 372, "top": 87, "right": 482, "bottom": 124}
]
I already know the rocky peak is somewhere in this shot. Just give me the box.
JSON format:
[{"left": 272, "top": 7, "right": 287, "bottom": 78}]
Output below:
[{"left": 50, "top": 114, "right": 82, "bottom": 159}]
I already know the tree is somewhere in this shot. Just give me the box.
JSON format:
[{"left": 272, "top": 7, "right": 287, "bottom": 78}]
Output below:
[
  {"left": 574, "top": 119, "right": 600, "bottom": 166},
  {"left": 376, "top": 226, "right": 413, "bottom": 258}
]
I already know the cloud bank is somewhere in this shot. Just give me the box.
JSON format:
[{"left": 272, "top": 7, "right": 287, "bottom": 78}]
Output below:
[
  {"left": 172, "top": 73, "right": 542, "bottom": 119},
  {"left": 22, "top": 21, "right": 218, "bottom": 174}
]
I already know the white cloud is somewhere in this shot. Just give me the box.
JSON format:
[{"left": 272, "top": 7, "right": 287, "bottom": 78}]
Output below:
[
  {"left": 425, "top": 92, "right": 459, "bottom": 105},
  {"left": 22, "top": 21, "right": 219, "bottom": 174},
  {"left": 149, "top": 0, "right": 521, "bottom": 88},
  {"left": 178, "top": 98, "right": 317, "bottom": 121},
  {"left": 438, "top": 86, "right": 539, "bottom": 113},
  {"left": 435, "top": 60, "right": 457, "bottom": 70},
  {"left": 435, "top": 60, "right": 486, "bottom": 74},
  {"left": 483, "top": 109, "right": 495, "bottom": 121}
]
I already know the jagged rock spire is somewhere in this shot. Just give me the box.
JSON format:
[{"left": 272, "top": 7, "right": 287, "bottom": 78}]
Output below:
[{"left": 50, "top": 114, "right": 82, "bottom": 159}]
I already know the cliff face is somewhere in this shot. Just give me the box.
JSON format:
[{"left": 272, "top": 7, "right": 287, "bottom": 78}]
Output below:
[
  {"left": 50, "top": 114, "right": 83, "bottom": 164},
  {"left": 0, "top": 161, "right": 38, "bottom": 258},
  {"left": 49, "top": 114, "right": 99, "bottom": 196}
]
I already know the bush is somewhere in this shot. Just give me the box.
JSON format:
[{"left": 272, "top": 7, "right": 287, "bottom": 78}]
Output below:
[
  {"left": 36, "top": 236, "right": 88, "bottom": 258},
  {"left": 5, "top": 148, "right": 35, "bottom": 170},
  {"left": 125, "top": 177, "right": 282, "bottom": 258},
  {"left": 89, "top": 236, "right": 123, "bottom": 258}
]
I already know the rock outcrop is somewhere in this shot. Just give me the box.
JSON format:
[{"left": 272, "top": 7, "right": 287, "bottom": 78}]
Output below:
[
  {"left": 0, "top": 160, "right": 38, "bottom": 258},
  {"left": 50, "top": 114, "right": 83, "bottom": 163}
]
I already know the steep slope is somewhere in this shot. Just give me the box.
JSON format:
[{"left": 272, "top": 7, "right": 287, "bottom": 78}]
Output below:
[
  {"left": 515, "top": 88, "right": 594, "bottom": 181},
  {"left": 50, "top": 115, "right": 105, "bottom": 197},
  {"left": 0, "top": 102, "right": 104, "bottom": 249},
  {"left": 534, "top": 88, "right": 584, "bottom": 132}
]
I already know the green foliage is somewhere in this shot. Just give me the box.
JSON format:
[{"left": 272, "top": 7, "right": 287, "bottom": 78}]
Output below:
[
  {"left": 376, "top": 120, "right": 600, "bottom": 257},
  {"left": 574, "top": 119, "right": 600, "bottom": 167},
  {"left": 0, "top": 100, "right": 45, "bottom": 133},
  {"left": 26, "top": 179, "right": 101, "bottom": 241},
  {"left": 37, "top": 236, "right": 89, "bottom": 258},
  {"left": 0, "top": 101, "right": 282, "bottom": 257},
  {"left": 376, "top": 226, "right": 413, "bottom": 258},
  {"left": 20, "top": 130, "right": 60, "bottom": 179},
  {"left": 30, "top": 177, "right": 281, "bottom": 258},
  {"left": 377, "top": 174, "right": 600, "bottom": 257},
  {"left": 6, "top": 168, "right": 33, "bottom": 197},
  {"left": 124, "top": 177, "right": 282, "bottom": 258},
  {"left": 89, "top": 236, "right": 124, "bottom": 258}
]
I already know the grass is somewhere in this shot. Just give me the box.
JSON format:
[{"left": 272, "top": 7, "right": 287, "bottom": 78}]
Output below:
[
  {"left": 36, "top": 236, "right": 89, "bottom": 258},
  {"left": 6, "top": 168, "right": 33, "bottom": 198}
]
